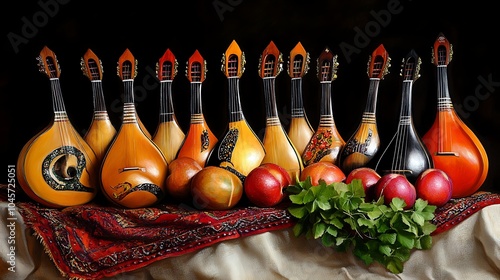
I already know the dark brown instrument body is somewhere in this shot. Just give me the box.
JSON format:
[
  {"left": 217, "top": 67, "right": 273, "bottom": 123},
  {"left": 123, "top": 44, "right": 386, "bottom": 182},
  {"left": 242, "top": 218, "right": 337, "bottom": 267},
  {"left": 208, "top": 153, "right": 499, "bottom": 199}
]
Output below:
[
  {"left": 17, "top": 46, "right": 98, "bottom": 208},
  {"left": 339, "top": 44, "right": 390, "bottom": 174},
  {"left": 422, "top": 33, "right": 489, "bottom": 198},
  {"left": 301, "top": 47, "right": 345, "bottom": 166},
  {"left": 100, "top": 49, "right": 167, "bottom": 208},
  {"left": 375, "top": 49, "right": 433, "bottom": 184}
]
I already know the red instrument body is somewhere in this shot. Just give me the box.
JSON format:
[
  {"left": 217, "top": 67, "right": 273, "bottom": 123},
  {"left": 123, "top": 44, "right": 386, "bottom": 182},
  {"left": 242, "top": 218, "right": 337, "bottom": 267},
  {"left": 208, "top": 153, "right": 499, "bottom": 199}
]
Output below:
[
  {"left": 422, "top": 33, "right": 489, "bottom": 198},
  {"left": 176, "top": 50, "right": 218, "bottom": 167},
  {"left": 301, "top": 47, "right": 345, "bottom": 166}
]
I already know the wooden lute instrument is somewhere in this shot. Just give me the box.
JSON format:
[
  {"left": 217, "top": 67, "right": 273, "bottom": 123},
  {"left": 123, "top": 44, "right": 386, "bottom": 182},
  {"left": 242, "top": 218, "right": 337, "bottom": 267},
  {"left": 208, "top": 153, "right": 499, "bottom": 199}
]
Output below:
[
  {"left": 422, "top": 33, "right": 489, "bottom": 198},
  {"left": 339, "top": 44, "right": 390, "bottom": 174},
  {"left": 176, "top": 50, "right": 218, "bottom": 167},
  {"left": 16, "top": 46, "right": 98, "bottom": 208},
  {"left": 375, "top": 49, "right": 433, "bottom": 184},
  {"left": 100, "top": 48, "right": 167, "bottom": 208},
  {"left": 301, "top": 47, "right": 345, "bottom": 166},
  {"left": 286, "top": 42, "right": 314, "bottom": 155},
  {"left": 258, "top": 41, "right": 303, "bottom": 183},
  {"left": 80, "top": 48, "right": 117, "bottom": 164},
  {"left": 206, "top": 40, "right": 265, "bottom": 181},
  {"left": 152, "top": 48, "right": 186, "bottom": 164}
]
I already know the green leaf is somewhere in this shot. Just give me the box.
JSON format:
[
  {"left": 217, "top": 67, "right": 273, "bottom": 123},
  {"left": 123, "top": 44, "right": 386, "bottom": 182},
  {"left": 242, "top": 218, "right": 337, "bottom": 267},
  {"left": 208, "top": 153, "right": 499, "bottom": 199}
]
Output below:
[
  {"left": 379, "top": 244, "right": 392, "bottom": 256},
  {"left": 419, "top": 235, "right": 433, "bottom": 250},
  {"left": 315, "top": 199, "right": 332, "bottom": 211},
  {"left": 322, "top": 231, "right": 335, "bottom": 247},
  {"left": 411, "top": 211, "right": 425, "bottom": 226},
  {"left": 287, "top": 205, "right": 308, "bottom": 218},
  {"left": 326, "top": 225, "right": 338, "bottom": 237},
  {"left": 422, "top": 222, "right": 437, "bottom": 235},
  {"left": 386, "top": 259, "right": 404, "bottom": 274},
  {"left": 313, "top": 222, "right": 327, "bottom": 239},
  {"left": 303, "top": 188, "right": 316, "bottom": 204},
  {"left": 397, "top": 232, "right": 415, "bottom": 249},
  {"left": 390, "top": 197, "right": 406, "bottom": 211},
  {"left": 285, "top": 184, "right": 303, "bottom": 195},
  {"left": 288, "top": 192, "right": 305, "bottom": 204},
  {"left": 378, "top": 233, "right": 397, "bottom": 244},
  {"left": 292, "top": 222, "right": 304, "bottom": 237}
]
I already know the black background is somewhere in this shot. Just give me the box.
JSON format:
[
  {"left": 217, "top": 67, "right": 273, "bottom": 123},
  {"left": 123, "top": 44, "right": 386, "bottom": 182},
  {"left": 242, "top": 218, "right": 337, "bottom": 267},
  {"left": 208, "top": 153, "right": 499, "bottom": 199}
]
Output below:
[{"left": 1, "top": 0, "right": 498, "bottom": 193}]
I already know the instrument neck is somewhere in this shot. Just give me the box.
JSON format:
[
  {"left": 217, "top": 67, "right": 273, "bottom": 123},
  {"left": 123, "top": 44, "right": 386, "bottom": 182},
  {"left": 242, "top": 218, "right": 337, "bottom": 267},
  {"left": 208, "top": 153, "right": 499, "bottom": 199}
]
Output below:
[
  {"left": 364, "top": 78, "right": 380, "bottom": 114},
  {"left": 190, "top": 82, "right": 204, "bottom": 124},
  {"left": 262, "top": 77, "right": 280, "bottom": 124},
  {"left": 122, "top": 79, "right": 137, "bottom": 124},
  {"left": 319, "top": 81, "right": 334, "bottom": 125},
  {"left": 227, "top": 77, "right": 245, "bottom": 122},
  {"left": 398, "top": 80, "right": 414, "bottom": 124},
  {"left": 159, "top": 80, "right": 175, "bottom": 123},
  {"left": 436, "top": 65, "right": 453, "bottom": 111},
  {"left": 91, "top": 80, "right": 109, "bottom": 120},
  {"left": 291, "top": 78, "right": 305, "bottom": 118},
  {"left": 50, "top": 78, "right": 67, "bottom": 120}
]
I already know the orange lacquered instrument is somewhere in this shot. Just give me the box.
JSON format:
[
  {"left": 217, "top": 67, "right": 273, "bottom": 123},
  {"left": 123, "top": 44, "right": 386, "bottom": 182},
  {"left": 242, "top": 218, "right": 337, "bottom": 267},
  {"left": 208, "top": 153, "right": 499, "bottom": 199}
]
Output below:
[
  {"left": 258, "top": 41, "right": 303, "bottom": 183},
  {"left": 422, "top": 33, "right": 489, "bottom": 198},
  {"left": 100, "top": 49, "right": 167, "bottom": 208},
  {"left": 152, "top": 48, "right": 185, "bottom": 164},
  {"left": 80, "top": 48, "right": 117, "bottom": 165},
  {"left": 338, "top": 44, "right": 390, "bottom": 174},
  {"left": 286, "top": 42, "right": 314, "bottom": 155},
  {"left": 206, "top": 40, "right": 265, "bottom": 180},
  {"left": 301, "top": 47, "right": 345, "bottom": 166},
  {"left": 176, "top": 50, "right": 218, "bottom": 167},
  {"left": 375, "top": 49, "right": 433, "bottom": 184},
  {"left": 16, "top": 46, "right": 98, "bottom": 208}
]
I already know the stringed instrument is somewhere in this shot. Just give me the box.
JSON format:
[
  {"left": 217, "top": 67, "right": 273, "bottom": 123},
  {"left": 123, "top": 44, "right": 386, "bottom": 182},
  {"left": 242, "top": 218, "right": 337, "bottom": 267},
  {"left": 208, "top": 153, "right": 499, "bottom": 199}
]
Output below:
[
  {"left": 16, "top": 46, "right": 98, "bottom": 208},
  {"left": 152, "top": 48, "right": 186, "bottom": 164},
  {"left": 176, "top": 50, "right": 218, "bottom": 167},
  {"left": 338, "top": 44, "right": 390, "bottom": 174},
  {"left": 301, "top": 47, "right": 345, "bottom": 166},
  {"left": 375, "top": 49, "right": 433, "bottom": 184},
  {"left": 80, "top": 48, "right": 117, "bottom": 164},
  {"left": 258, "top": 41, "right": 303, "bottom": 183},
  {"left": 100, "top": 48, "right": 167, "bottom": 208},
  {"left": 422, "top": 33, "right": 489, "bottom": 198},
  {"left": 286, "top": 42, "right": 315, "bottom": 155},
  {"left": 206, "top": 40, "right": 265, "bottom": 180}
]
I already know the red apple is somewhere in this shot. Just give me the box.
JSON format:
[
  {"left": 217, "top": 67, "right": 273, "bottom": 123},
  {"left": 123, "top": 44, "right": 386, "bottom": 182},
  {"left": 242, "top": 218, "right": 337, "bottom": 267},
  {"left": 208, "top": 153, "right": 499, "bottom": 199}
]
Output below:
[
  {"left": 244, "top": 163, "right": 292, "bottom": 207},
  {"left": 300, "top": 162, "right": 346, "bottom": 186},
  {"left": 374, "top": 173, "right": 417, "bottom": 209},
  {"left": 415, "top": 168, "right": 453, "bottom": 207},
  {"left": 345, "top": 167, "right": 381, "bottom": 200}
]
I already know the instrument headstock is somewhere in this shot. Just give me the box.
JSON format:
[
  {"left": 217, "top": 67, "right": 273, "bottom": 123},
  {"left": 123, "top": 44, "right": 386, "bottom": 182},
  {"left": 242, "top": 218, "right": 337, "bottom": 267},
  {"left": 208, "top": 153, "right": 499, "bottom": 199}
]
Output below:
[
  {"left": 37, "top": 46, "right": 61, "bottom": 79},
  {"left": 367, "top": 44, "right": 390, "bottom": 79},
  {"left": 316, "top": 47, "right": 339, "bottom": 82},
  {"left": 186, "top": 50, "right": 207, "bottom": 83},
  {"left": 288, "top": 42, "right": 310, "bottom": 78},
  {"left": 258, "top": 41, "right": 283, "bottom": 78},
  {"left": 432, "top": 32, "right": 453, "bottom": 66},
  {"left": 81, "top": 48, "right": 103, "bottom": 81},
  {"left": 156, "top": 48, "right": 178, "bottom": 81},
  {"left": 117, "top": 48, "right": 138, "bottom": 81},
  {"left": 400, "top": 49, "right": 421, "bottom": 82},
  {"left": 222, "top": 40, "right": 245, "bottom": 78}
]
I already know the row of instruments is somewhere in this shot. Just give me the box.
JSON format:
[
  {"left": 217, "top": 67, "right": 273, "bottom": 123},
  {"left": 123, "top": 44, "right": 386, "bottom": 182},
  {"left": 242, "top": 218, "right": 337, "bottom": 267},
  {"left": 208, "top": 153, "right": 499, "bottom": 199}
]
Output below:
[{"left": 16, "top": 33, "right": 489, "bottom": 209}]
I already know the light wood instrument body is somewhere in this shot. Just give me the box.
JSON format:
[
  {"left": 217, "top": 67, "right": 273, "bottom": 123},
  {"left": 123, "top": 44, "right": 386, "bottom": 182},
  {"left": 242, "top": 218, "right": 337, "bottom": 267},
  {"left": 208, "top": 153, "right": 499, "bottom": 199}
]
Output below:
[
  {"left": 375, "top": 49, "right": 433, "bottom": 184},
  {"left": 287, "top": 42, "right": 314, "bottom": 155},
  {"left": 17, "top": 46, "right": 98, "bottom": 208},
  {"left": 176, "top": 50, "right": 218, "bottom": 167},
  {"left": 206, "top": 40, "right": 265, "bottom": 180},
  {"left": 422, "top": 33, "right": 488, "bottom": 198},
  {"left": 81, "top": 49, "right": 117, "bottom": 164},
  {"left": 339, "top": 44, "right": 390, "bottom": 174},
  {"left": 152, "top": 48, "right": 185, "bottom": 164},
  {"left": 302, "top": 47, "right": 345, "bottom": 166},
  {"left": 259, "top": 41, "right": 303, "bottom": 183},
  {"left": 100, "top": 49, "right": 167, "bottom": 208}
]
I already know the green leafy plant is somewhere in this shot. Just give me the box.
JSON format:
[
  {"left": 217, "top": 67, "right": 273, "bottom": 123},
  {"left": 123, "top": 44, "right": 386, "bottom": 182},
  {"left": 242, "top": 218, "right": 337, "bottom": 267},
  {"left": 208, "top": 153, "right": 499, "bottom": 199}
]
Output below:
[{"left": 286, "top": 178, "right": 437, "bottom": 274}]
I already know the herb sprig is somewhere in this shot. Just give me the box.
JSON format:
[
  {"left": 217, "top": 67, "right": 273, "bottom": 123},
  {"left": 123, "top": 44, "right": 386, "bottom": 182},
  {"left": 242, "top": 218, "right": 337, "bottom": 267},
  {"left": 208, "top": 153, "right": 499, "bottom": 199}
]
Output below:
[{"left": 286, "top": 178, "right": 437, "bottom": 274}]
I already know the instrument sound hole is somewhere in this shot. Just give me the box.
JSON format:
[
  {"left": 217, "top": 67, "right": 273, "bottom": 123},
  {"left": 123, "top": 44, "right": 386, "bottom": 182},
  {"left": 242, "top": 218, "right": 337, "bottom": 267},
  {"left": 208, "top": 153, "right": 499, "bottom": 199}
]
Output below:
[{"left": 54, "top": 155, "right": 77, "bottom": 180}]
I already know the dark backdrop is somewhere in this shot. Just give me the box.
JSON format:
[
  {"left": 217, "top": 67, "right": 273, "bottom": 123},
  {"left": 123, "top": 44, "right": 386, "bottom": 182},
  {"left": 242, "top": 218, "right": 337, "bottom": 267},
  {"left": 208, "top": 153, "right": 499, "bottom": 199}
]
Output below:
[{"left": 1, "top": 0, "right": 498, "bottom": 193}]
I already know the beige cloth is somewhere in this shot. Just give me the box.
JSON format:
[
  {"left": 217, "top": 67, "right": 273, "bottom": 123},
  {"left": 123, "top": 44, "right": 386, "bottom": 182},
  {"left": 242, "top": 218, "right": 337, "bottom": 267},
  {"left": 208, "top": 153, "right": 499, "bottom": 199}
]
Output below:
[{"left": 1, "top": 202, "right": 500, "bottom": 280}]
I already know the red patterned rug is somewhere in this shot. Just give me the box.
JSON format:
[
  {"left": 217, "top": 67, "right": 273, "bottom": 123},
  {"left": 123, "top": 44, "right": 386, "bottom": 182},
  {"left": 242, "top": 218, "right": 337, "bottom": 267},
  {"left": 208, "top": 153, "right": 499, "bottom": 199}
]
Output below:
[{"left": 2, "top": 187, "right": 500, "bottom": 280}]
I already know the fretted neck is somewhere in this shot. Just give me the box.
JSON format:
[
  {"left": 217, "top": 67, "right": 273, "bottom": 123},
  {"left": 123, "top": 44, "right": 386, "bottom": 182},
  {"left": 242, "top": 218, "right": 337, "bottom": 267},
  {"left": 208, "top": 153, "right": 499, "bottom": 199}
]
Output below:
[
  {"left": 319, "top": 81, "right": 334, "bottom": 126},
  {"left": 159, "top": 80, "right": 175, "bottom": 123},
  {"left": 291, "top": 78, "right": 305, "bottom": 118},
  {"left": 50, "top": 78, "right": 68, "bottom": 121},
  {"left": 436, "top": 65, "right": 452, "bottom": 111},
  {"left": 190, "top": 82, "right": 204, "bottom": 124},
  {"left": 91, "top": 80, "right": 109, "bottom": 120},
  {"left": 362, "top": 78, "right": 380, "bottom": 123},
  {"left": 398, "top": 80, "right": 414, "bottom": 125},
  {"left": 262, "top": 77, "right": 280, "bottom": 126},
  {"left": 227, "top": 77, "right": 244, "bottom": 123},
  {"left": 122, "top": 79, "right": 137, "bottom": 124}
]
